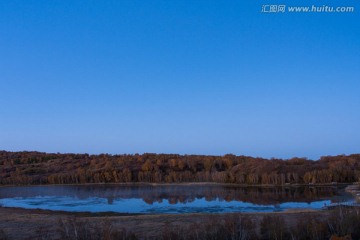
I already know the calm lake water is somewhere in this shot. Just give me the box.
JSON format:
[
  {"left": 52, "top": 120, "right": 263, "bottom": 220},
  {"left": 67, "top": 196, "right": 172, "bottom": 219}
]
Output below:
[{"left": 0, "top": 184, "right": 354, "bottom": 214}]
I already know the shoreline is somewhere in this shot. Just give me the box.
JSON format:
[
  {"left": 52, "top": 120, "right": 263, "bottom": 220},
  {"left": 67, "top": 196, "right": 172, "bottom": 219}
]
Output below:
[
  {"left": 0, "top": 181, "right": 353, "bottom": 188},
  {"left": 0, "top": 205, "right": 320, "bottom": 217},
  {"left": 345, "top": 182, "right": 360, "bottom": 202}
]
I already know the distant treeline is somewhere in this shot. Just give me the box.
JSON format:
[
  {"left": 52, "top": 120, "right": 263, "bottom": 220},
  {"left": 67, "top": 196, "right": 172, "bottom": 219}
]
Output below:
[{"left": 0, "top": 151, "right": 360, "bottom": 185}]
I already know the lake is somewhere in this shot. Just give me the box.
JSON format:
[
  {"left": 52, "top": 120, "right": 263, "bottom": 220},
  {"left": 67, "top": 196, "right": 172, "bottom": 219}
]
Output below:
[{"left": 0, "top": 184, "right": 354, "bottom": 214}]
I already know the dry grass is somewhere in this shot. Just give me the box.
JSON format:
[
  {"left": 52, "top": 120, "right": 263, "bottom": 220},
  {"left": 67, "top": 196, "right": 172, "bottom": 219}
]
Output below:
[{"left": 0, "top": 207, "right": 325, "bottom": 240}]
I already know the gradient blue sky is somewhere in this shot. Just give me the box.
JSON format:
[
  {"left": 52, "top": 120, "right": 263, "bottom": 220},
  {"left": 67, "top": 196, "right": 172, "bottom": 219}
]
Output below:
[{"left": 1, "top": 0, "right": 359, "bottom": 159}]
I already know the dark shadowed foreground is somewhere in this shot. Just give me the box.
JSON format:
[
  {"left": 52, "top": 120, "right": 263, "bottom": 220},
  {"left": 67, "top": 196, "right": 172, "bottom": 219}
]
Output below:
[{"left": 0, "top": 206, "right": 360, "bottom": 240}]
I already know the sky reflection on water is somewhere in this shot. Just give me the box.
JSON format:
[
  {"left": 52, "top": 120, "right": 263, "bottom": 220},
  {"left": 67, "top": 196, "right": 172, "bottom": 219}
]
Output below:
[{"left": 0, "top": 184, "right": 352, "bottom": 214}]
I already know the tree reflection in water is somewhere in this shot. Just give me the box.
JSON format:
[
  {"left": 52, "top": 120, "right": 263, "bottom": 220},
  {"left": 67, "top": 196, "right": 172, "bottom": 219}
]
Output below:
[{"left": 0, "top": 184, "right": 351, "bottom": 206}]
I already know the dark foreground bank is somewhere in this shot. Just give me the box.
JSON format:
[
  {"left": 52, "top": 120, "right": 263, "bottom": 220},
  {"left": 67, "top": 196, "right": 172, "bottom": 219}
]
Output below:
[{"left": 0, "top": 206, "right": 360, "bottom": 240}]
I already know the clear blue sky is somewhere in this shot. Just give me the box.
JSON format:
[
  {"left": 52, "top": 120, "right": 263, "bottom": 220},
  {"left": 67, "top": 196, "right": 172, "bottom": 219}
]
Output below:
[{"left": 1, "top": 0, "right": 359, "bottom": 160}]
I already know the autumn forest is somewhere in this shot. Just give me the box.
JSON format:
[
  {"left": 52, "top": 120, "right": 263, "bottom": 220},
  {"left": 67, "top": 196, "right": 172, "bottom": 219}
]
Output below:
[{"left": 1, "top": 151, "right": 359, "bottom": 186}]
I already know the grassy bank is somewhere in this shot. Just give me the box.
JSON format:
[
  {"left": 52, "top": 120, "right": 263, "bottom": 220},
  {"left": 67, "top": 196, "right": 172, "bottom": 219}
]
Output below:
[{"left": 1, "top": 206, "right": 360, "bottom": 240}]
